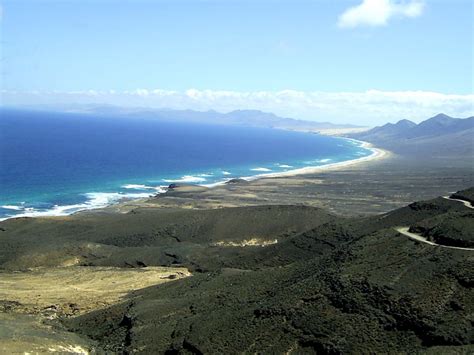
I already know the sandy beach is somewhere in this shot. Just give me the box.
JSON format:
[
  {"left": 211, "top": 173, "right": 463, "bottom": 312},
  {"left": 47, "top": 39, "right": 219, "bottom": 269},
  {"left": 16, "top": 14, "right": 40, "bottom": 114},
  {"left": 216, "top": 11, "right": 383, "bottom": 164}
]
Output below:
[
  {"left": 0, "top": 138, "right": 391, "bottom": 221},
  {"left": 85, "top": 140, "right": 392, "bottom": 217},
  {"left": 243, "top": 139, "right": 390, "bottom": 180}
]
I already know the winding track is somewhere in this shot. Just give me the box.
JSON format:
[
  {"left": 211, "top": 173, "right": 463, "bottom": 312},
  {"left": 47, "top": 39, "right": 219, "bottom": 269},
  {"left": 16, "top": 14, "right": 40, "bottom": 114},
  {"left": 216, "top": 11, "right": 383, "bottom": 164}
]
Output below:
[
  {"left": 394, "top": 195, "right": 474, "bottom": 251},
  {"left": 442, "top": 196, "right": 474, "bottom": 209},
  {"left": 394, "top": 227, "right": 474, "bottom": 251}
]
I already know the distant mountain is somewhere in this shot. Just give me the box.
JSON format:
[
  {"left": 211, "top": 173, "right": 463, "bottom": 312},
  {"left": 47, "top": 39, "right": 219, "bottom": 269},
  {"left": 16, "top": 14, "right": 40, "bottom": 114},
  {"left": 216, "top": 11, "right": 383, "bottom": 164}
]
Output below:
[
  {"left": 220, "top": 110, "right": 360, "bottom": 130},
  {"left": 349, "top": 113, "right": 474, "bottom": 158},
  {"left": 108, "top": 107, "right": 362, "bottom": 131},
  {"left": 366, "top": 119, "right": 417, "bottom": 138},
  {"left": 13, "top": 104, "right": 361, "bottom": 131},
  {"left": 407, "top": 113, "right": 473, "bottom": 138}
]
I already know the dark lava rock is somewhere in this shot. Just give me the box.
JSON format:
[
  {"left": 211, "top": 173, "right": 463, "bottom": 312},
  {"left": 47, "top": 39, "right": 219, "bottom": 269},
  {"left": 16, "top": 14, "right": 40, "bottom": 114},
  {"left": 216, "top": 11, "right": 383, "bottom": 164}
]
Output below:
[
  {"left": 225, "top": 178, "right": 249, "bottom": 185},
  {"left": 2, "top": 189, "right": 474, "bottom": 353},
  {"left": 0, "top": 300, "right": 23, "bottom": 312}
]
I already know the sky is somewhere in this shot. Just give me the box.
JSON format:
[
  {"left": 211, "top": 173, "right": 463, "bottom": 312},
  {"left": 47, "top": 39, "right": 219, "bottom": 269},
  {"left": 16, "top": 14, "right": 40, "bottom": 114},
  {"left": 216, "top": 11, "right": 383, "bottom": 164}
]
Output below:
[{"left": 0, "top": 0, "right": 473, "bottom": 125}]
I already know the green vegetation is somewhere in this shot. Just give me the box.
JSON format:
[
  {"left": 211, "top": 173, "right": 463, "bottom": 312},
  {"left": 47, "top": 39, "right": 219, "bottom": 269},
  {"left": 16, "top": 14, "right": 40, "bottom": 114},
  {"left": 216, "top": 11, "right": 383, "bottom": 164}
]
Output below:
[{"left": 1, "top": 190, "right": 473, "bottom": 353}]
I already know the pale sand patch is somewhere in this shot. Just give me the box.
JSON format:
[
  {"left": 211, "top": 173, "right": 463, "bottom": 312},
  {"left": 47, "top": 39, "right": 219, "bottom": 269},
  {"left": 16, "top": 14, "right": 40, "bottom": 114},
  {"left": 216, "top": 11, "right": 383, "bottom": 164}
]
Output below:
[
  {"left": 60, "top": 257, "right": 82, "bottom": 267},
  {"left": 0, "top": 266, "right": 190, "bottom": 353},
  {"left": 0, "top": 313, "right": 92, "bottom": 354},
  {"left": 0, "top": 266, "right": 191, "bottom": 316},
  {"left": 315, "top": 127, "right": 370, "bottom": 136},
  {"left": 213, "top": 238, "right": 278, "bottom": 247},
  {"left": 231, "top": 192, "right": 260, "bottom": 199}
]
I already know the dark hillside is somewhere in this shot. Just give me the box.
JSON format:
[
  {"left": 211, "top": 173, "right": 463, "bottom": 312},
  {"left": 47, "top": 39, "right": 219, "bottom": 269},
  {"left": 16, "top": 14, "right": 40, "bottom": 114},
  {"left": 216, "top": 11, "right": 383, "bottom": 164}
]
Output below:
[
  {"left": 349, "top": 114, "right": 474, "bottom": 157},
  {"left": 1, "top": 189, "right": 473, "bottom": 353}
]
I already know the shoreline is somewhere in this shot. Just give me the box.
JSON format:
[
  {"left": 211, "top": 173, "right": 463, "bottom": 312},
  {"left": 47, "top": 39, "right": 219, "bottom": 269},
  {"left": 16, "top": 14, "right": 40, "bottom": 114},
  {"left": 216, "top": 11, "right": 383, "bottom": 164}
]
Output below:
[
  {"left": 0, "top": 139, "right": 391, "bottom": 221},
  {"left": 201, "top": 138, "right": 390, "bottom": 187},
  {"left": 241, "top": 139, "right": 390, "bottom": 181}
]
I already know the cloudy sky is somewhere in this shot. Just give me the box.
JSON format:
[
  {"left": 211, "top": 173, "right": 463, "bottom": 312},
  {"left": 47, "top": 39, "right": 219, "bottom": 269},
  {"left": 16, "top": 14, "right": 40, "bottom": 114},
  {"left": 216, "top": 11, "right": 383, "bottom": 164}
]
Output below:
[{"left": 1, "top": 0, "right": 473, "bottom": 125}]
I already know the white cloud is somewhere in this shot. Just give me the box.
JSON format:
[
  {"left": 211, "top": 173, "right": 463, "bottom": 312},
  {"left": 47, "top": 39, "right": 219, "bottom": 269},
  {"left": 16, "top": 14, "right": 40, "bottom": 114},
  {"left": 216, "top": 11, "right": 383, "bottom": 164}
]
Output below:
[
  {"left": 2, "top": 89, "right": 473, "bottom": 126},
  {"left": 338, "top": 0, "right": 424, "bottom": 28}
]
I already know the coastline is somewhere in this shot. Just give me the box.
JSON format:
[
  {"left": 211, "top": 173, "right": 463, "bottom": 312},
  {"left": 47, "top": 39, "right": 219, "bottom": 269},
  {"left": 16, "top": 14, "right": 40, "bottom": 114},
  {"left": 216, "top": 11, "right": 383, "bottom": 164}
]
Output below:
[
  {"left": 201, "top": 138, "right": 390, "bottom": 188},
  {"left": 241, "top": 139, "right": 390, "bottom": 181},
  {"left": 0, "top": 139, "right": 390, "bottom": 221}
]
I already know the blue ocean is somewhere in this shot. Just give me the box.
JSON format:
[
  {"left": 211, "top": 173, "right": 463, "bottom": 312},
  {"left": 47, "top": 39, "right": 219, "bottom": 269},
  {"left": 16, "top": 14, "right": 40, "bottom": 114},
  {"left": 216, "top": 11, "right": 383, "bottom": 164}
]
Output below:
[{"left": 0, "top": 109, "right": 371, "bottom": 219}]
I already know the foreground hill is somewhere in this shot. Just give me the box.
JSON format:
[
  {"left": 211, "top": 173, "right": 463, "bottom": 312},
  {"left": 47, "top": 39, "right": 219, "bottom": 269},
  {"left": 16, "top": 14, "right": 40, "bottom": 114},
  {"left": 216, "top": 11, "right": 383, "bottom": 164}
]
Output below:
[
  {"left": 349, "top": 113, "right": 474, "bottom": 157},
  {"left": 0, "top": 189, "right": 473, "bottom": 353}
]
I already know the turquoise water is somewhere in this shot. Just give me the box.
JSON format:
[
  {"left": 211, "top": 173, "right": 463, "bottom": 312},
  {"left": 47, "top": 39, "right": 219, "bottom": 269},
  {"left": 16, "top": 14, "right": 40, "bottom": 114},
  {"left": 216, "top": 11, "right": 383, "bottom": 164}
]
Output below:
[{"left": 0, "top": 108, "right": 371, "bottom": 219}]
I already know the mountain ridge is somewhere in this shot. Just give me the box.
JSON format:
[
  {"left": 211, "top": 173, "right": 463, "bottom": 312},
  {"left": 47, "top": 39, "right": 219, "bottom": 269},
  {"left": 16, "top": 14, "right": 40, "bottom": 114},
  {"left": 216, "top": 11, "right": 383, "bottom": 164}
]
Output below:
[
  {"left": 349, "top": 113, "right": 474, "bottom": 157},
  {"left": 3, "top": 105, "right": 362, "bottom": 131}
]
